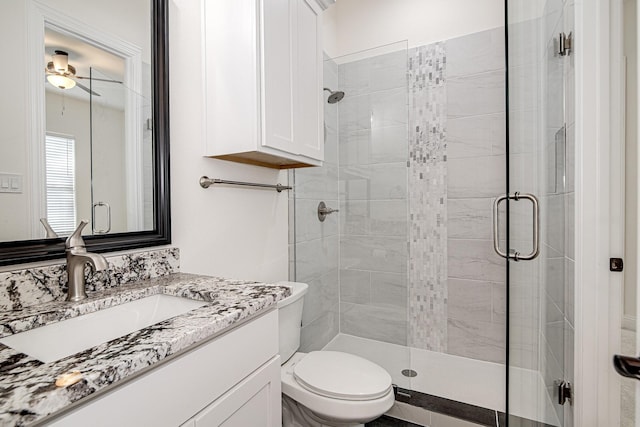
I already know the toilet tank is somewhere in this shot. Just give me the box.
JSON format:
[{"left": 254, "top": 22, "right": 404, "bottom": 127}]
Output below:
[{"left": 276, "top": 281, "right": 308, "bottom": 363}]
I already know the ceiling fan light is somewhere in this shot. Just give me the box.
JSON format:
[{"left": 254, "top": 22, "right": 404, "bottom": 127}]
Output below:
[
  {"left": 52, "top": 51, "right": 69, "bottom": 73},
  {"left": 47, "top": 74, "right": 76, "bottom": 90}
]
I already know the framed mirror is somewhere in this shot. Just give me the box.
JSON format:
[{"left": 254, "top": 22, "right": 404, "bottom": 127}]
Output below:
[{"left": 0, "top": 0, "right": 170, "bottom": 266}]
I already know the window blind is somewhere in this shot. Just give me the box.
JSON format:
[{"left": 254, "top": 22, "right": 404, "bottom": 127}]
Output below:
[{"left": 45, "top": 134, "right": 77, "bottom": 236}]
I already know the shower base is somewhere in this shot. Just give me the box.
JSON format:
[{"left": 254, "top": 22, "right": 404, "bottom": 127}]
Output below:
[{"left": 323, "top": 334, "right": 559, "bottom": 426}]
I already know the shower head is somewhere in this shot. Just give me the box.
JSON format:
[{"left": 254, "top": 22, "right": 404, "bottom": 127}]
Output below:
[{"left": 323, "top": 87, "right": 345, "bottom": 104}]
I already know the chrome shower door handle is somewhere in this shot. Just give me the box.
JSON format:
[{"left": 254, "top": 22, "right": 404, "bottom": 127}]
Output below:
[
  {"left": 492, "top": 192, "right": 540, "bottom": 261},
  {"left": 92, "top": 202, "right": 112, "bottom": 234}
]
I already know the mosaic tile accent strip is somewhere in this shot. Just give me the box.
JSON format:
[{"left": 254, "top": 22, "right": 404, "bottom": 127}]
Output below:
[
  {"left": 0, "top": 248, "right": 180, "bottom": 312},
  {"left": 408, "top": 43, "right": 448, "bottom": 351}
]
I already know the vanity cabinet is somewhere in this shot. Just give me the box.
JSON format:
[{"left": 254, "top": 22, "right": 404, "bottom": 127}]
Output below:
[
  {"left": 45, "top": 310, "right": 281, "bottom": 426},
  {"left": 202, "top": 0, "right": 326, "bottom": 169},
  {"left": 181, "top": 357, "right": 280, "bottom": 426}
]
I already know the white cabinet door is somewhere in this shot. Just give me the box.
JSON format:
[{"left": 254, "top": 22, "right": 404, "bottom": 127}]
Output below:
[
  {"left": 262, "top": 0, "right": 296, "bottom": 153},
  {"left": 193, "top": 357, "right": 282, "bottom": 427},
  {"left": 262, "top": 0, "right": 323, "bottom": 161},
  {"left": 293, "top": 0, "right": 323, "bottom": 160}
]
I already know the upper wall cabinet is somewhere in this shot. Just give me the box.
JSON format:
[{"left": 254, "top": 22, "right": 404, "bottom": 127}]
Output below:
[{"left": 202, "top": 0, "right": 328, "bottom": 169}]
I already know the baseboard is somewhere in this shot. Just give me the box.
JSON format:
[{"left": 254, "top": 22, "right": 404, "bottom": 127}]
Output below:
[{"left": 623, "top": 315, "right": 637, "bottom": 331}]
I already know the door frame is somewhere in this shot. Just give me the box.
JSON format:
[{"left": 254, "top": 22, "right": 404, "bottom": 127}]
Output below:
[{"left": 574, "top": 0, "right": 625, "bottom": 424}]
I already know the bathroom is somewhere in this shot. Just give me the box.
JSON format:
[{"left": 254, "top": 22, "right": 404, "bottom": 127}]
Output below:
[{"left": 0, "top": 0, "right": 636, "bottom": 426}]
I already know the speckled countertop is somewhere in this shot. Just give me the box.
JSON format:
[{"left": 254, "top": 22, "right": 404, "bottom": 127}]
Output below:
[{"left": 0, "top": 273, "right": 291, "bottom": 426}]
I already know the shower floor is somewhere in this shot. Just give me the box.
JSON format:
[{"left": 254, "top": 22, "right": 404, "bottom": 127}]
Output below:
[{"left": 323, "top": 334, "right": 559, "bottom": 426}]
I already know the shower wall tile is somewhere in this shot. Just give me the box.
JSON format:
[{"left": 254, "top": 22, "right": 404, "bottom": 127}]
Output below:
[
  {"left": 339, "top": 130, "right": 371, "bottom": 166},
  {"left": 338, "top": 48, "right": 409, "bottom": 348},
  {"left": 508, "top": 19, "right": 542, "bottom": 69},
  {"left": 339, "top": 126, "right": 408, "bottom": 166},
  {"left": 302, "top": 269, "right": 339, "bottom": 327},
  {"left": 447, "top": 198, "right": 493, "bottom": 240},
  {"left": 341, "top": 302, "right": 407, "bottom": 346},
  {"left": 370, "top": 125, "right": 409, "bottom": 164},
  {"left": 294, "top": 198, "right": 339, "bottom": 243},
  {"left": 447, "top": 71, "right": 506, "bottom": 118},
  {"left": 337, "top": 88, "right": 408, "bottom": 135},
  {"left": 445, "top": 29, "right": 507, "bottom": 364},
  {"left": 447, "top": 155, "right": 506, "bottom": 198},
  {"left": 339, "top": 162, "right": 408, "bottom": 200},
  {"left": 508, "top": 64, "right": 540, "bottom": 113},
  {"left": 545, "top": 256, "right": 565, "bottom": 311},
  {"left": 407, "top": 42, "right": 448, "bottom": 352},
  {"left": 340, "top": 200, "right": 369, "bottom": 235},
  {"left": 340, "top": 235, "right": 407, "bottom": 274},
  {"left": 447, "top": 239, "right": 505, "bottom": 283},
  {"left": 566, "top": 192, "right": 575, "bottom": 260},
  {"left": 369, "top": 200, "right": 408, "bottom": 237},
  {"left": 447, "top": 318, "right": 506, "bottom": 364},
  {"left": 294, "top": 54, "right": 341, "bottom": 351},
  {"left": 300, "top": 303, "right": 339, "bottom": 352},
  {"left": 338, "top": 48, "right": 408, "bottom": 98},
  {"left": 445, "top": 27, "right": 505, "bottom": 78},
  {"left": 447, "top": 113, "right": 506, "bottom": 159},
  {"left": 340, "top": 200, "right": 407, "bottom": 238},
  {"left": 296, "top": 235, "right": 339, "bottom": 283},
  {"left": 295, "top": 163, "right": 339, "bottom": 200},
  {"left": 508, "top": 109, "right": 538, "bottom": 155},
  {"left": 565, "top": 258, "right": 575, "bottom": 327},
  {"left": 371, "top": 272, "right": 407, "bottom": 308},
  {"left": 448, "top": 278, "right": 493, "bottom": 323},
  {"left": 545, "top": 193, "right": 566, "bottom": 255},
  {"left": 509, "top": 324, "right": 540, "bottom": 370},
  {"left": 340, "top": 269, "right": 371, "bottom": 304}
]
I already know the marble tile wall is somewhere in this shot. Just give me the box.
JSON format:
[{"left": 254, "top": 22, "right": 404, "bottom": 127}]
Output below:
[
  {"left": 444, "top": 27, "right": 507, "bottom": 364},
  {"left": 292, "top": 55, "right": 341, "bottom": 352},
  {"left": 0, "top": 247, "right": 180, "bottom": 311},
  {"left": 337, "top": 47, "right": 409, "bottom": 346}
]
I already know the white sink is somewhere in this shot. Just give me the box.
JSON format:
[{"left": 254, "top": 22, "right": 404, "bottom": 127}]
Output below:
[{"left": 0, "top": 294, "right": 206, "bottom": 363}]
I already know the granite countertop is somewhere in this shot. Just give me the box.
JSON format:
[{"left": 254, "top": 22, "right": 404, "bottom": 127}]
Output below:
[{"left": 0, "top": 273, "right": 291, "bottom": 426}]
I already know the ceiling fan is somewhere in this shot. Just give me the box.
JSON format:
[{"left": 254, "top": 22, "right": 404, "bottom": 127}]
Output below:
[{"left": 45, "top": 50, "right": 123, "bottom": 96}]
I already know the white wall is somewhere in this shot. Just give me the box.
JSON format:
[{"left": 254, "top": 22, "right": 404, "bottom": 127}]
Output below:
[
  {"left": 0, "top": 0, "right": 30, "bottom": 242},
  {"left": 624, "top": 0, "right": 637, "bottom": 320},
  {"left": 169, "top": 0, "right": 289, "bottom": 283},
  {"left": 323, "top": 0, "right": 504, "bottom": 58}
]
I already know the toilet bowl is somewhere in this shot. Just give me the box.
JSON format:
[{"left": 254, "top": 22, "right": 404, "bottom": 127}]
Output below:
[{"left": 276, "top": 282, "right": 394, "bottom": 427}]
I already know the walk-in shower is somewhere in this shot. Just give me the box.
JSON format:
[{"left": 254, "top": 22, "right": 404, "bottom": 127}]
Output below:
[{"left": 290, "top": 7, "right": 574, "bottom": 424}]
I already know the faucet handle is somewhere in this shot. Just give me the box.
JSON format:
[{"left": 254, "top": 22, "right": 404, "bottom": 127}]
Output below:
[{"left": 66, "top": 220, "right": 89, "bottom": 249}]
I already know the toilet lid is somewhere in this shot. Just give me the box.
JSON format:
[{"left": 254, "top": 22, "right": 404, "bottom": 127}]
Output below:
[{"left": 293, "top": 351, "right": 392, "bottom": 401}]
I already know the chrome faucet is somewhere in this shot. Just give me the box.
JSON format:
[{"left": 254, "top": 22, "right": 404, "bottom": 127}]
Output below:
[{"left": 65, "top": 221, "right": 108, "bottom": 302}]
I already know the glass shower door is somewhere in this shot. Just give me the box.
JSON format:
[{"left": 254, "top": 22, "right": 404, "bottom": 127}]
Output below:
[{"left": 505, "top": 0, "right": 574, "bottom": 426}]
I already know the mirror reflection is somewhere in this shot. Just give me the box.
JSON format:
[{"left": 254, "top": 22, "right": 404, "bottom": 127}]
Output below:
[{"left": 0, "top": 0, "right": 154, "bottom": 242}]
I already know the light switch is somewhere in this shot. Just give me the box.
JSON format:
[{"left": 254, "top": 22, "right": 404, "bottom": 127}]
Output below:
[{"left": 0, "top": 173, "right": 23, "bottom": 193}]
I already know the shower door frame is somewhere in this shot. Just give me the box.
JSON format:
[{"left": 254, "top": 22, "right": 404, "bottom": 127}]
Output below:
[{"left": 543, "top": 0, "right": 623, "bottom": 424}]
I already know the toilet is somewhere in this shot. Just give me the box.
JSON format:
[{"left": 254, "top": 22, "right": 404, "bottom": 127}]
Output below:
[{"left": 277, "top": 281, "right": 394, "bottom": 427}]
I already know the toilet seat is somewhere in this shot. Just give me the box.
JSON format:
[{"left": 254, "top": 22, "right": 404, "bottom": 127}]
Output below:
[
  {"left": 293, "top": 351, "right": 392, "bottom": 401},
  {"left": 281, "top": 352, "right": 395, "bottom": 425}
]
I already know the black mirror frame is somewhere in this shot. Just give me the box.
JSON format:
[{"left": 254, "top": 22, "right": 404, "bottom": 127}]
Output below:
[{"left": 0, "top": 0, "right": 171, "bottom": 267}]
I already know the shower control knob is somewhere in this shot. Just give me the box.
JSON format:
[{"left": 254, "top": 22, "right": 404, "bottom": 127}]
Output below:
[{"left": 317, "top": 201, "right": 339, "bottom": 222}]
